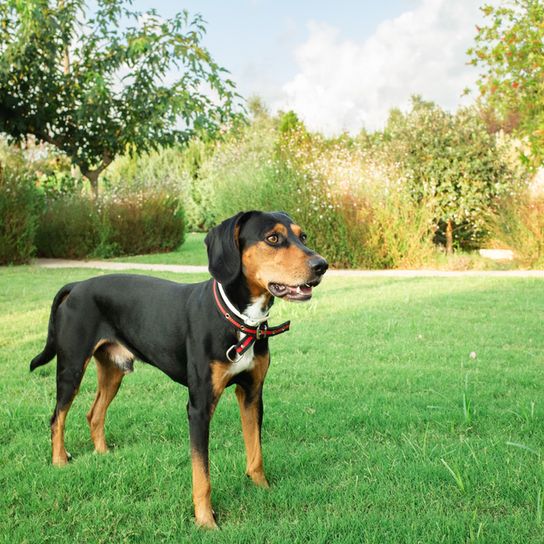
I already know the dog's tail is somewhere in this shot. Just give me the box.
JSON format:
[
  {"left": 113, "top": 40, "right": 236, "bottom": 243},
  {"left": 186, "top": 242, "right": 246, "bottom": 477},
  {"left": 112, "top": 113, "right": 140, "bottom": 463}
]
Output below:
[{"left": 30, "top": 283, "right": 77, "bottom": 372}]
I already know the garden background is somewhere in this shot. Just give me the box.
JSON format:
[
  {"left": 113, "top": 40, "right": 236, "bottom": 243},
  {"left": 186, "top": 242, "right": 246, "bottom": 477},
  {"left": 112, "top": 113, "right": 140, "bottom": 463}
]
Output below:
[
  {"left": 1, "top": 0, "right": 543, "bottom": 270},
  {"left": 1, "top": 1, "right": 544, "bottom": 543},
  {"left": 2, "top": 95, "right": 543, "bottom": 270}
]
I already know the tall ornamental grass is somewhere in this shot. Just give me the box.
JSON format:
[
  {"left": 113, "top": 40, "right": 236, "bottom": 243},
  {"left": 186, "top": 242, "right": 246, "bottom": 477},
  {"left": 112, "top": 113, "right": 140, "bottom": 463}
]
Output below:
[
  {"left": 492, "top": 194, "right": 544, "bottom": 267},
  {"left": 0, "top": 161, "right": 39, "bottom": 264},
  {"left": 202, "top": 123, "right": 435, "bottom": 268}
]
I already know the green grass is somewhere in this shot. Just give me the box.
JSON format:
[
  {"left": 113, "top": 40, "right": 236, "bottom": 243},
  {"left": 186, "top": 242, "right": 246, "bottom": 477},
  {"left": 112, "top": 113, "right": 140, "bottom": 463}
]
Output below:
[
  {"left": 111, "top": 232, "right": 207, "bottom": 266},
  {"left": 1, "top": 267, "right": 543, "bottom": 543}
]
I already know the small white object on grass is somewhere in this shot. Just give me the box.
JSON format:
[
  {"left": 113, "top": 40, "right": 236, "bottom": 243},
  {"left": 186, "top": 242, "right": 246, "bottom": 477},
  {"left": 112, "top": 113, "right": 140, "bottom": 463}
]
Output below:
[
  {"left": 469, "top": 351, "right": 477, "bottom": 359},
  {"left": 479, "top": 249, "right": 514, "bottom": 261}
]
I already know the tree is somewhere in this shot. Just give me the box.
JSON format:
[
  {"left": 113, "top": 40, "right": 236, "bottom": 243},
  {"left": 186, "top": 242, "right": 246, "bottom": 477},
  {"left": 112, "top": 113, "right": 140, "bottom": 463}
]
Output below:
[
  {"left": 384, "top": 97, "right": 525, "bottom": 252},
  {"left": 0, "top": 0, "right": 242, "bottom": 196},
  {"left": 247, "top": 96, "right": 269, "bottom": 120},
  {"left": 467, "top": 0, "right": 544, "bottom": 165},
  {"left": 277, "top": 110, "right": 304, "bottom": 134}
]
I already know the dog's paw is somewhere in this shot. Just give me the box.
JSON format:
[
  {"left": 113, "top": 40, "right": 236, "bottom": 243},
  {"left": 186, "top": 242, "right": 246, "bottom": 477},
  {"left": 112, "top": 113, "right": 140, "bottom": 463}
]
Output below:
[
  {"left": 247, "top": 471, "right": 270, "bottom": 488},
  {"left": 52, "top": 450, "right": 71, "bottom": 466},
  {"left": 195, "top": 512, "right": 218, "bottom": 530}
]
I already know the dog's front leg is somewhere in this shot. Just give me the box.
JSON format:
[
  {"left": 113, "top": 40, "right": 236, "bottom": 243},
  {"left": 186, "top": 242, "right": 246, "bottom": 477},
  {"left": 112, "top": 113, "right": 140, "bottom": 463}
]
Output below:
[
  {"left": 187, "top": 392, "right": 217, "bottom": 529},
  {"left": 235, "top": 353, "right": 270, "bottom": 487},
  {"left": 187, "top": 359, "right": 231, "bottom": 529}
]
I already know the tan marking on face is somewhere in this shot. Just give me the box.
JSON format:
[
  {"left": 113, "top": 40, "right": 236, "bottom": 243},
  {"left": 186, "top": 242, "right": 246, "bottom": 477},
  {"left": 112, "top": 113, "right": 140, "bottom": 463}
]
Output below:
[
  {"left": 291, "top": 224, "right": 302, "bottom": 237},
  {"left": 235, "top": 353, "right": 270, "bottom": 487},
  {"left": 191, "top": 449, "right": 217, "bottom": 529},
  {"left": 242, "top": 241, "right": 311, "bottom": 295},
  {"left": 241, "top": 245, "right": 270, "bottom": 297},
  {"left": 267, "top": 222, "right": 288, "bottom": 237}
]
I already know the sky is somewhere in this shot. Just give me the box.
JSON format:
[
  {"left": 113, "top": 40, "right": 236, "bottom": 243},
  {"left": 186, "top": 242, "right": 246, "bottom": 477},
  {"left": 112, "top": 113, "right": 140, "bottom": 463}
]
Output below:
[{"left": 130, "top": 0, "right": 487, "bottom": 135}]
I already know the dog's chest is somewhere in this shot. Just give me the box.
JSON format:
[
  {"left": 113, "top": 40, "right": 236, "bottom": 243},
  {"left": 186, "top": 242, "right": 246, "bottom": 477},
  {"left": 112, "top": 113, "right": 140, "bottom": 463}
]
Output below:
[
  {"left": 227, "top": 341, "right": 256, "bottom": 375},
  {"left": 226, "top": 296, "right": 268, "bottom": 377}
]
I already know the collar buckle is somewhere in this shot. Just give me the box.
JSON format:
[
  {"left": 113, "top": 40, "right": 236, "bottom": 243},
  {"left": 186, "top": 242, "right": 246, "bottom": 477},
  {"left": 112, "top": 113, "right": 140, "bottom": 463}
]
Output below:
[{"left": 255, "top": 323, "right": 268, "bottom": 340}]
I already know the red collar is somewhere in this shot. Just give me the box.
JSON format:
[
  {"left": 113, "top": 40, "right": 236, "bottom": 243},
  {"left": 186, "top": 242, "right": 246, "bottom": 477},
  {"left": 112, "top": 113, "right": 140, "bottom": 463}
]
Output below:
[{"left": 212, "top": 280, "right": 290, "bottom": 362}]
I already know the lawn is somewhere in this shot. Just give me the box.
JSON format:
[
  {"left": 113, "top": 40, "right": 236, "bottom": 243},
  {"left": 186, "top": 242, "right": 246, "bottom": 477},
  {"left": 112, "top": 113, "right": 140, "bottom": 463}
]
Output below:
[
  {"left": 0, "top": 267, "right": 543, "bottom": 543},
  {"left": 111, "top": 232, "right": 208, "bottom": 266}
]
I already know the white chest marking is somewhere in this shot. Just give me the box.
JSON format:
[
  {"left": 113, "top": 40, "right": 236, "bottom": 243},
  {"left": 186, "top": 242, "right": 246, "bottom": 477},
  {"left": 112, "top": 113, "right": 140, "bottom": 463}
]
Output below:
[{"left": 226, "top": 295, "right": 268, "bottom": 377}]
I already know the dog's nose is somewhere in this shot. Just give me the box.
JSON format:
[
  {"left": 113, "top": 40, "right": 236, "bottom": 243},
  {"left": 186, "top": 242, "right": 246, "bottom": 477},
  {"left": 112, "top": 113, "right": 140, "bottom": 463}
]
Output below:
[{"left": 309, "top": 256, "right": 328, "bottom": 276}]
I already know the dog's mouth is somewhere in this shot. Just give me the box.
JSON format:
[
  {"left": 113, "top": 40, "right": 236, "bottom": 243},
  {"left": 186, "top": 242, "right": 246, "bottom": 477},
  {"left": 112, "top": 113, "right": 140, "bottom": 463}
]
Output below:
[{"left": 268, "top": 278, "right": 321, "bottom": 301}]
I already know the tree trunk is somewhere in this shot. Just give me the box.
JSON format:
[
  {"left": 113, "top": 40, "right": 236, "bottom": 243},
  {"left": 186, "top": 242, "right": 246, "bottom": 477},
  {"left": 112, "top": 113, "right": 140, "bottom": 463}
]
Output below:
[
  {"left": 85, "top": 170, "right": 100, "bottom": 200},
  {"left": 445, "top": 218, "right": 454, "bottom": 255},
  {"left": 80, "top": 156, "right": 112, "bottom": 199},
  {"left": 59, "top": 0, "right": 70, "bottom": 75},
  {"left": 63, "top": 47, "right": 70, "bottom": 75}
]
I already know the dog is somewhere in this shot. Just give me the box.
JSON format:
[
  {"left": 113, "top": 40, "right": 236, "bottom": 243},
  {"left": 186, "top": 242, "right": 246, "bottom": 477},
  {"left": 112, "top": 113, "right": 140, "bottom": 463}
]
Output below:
[{"left": 30, "top": 210, "right": 328, "bottom": 528}]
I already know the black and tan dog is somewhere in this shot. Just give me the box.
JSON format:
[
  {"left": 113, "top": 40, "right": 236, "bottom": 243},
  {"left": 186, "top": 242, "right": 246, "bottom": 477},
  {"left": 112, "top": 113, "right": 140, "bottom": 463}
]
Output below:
[{"left": 30, "top": 210, "right": 328, "bottom": 528}]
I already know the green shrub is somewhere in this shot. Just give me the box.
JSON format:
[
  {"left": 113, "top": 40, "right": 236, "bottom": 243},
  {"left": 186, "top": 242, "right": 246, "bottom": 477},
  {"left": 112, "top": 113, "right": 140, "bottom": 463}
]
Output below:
[
  {"left": 492, "top": 194, "right": 544, "bottom": 267},
  {"left": 278, "top": 110, "right": 304, "bottom": 133},
  {"left": 100, "top": 193, "right": 185, "bottom": 256},
  {"left": 104, "top": 141, "right": 214, "bottom": 231},
  {"left": 381, "top": 98, "right": 528, "bottom": 250},
  {"left": 35, "top": 192, "right": 185, "bottom": 259},
  {"left": 39, "top": 170, "right": 84, "bottom": 199},
  {"left": 203, "top": 123, "right": 435, "bottom": 268},
  {"left": 105, "top": 147, "right": 187, "bottom": 193},
  {"left": 0, "top": 162, "right": 39, "bottom": 265},
  {"left": 93, "top": 104, "right": 528, "bottom": 268},
  {"left": 35, "top": 196, "right": 100, "bottom": 258},
  {"left": 198, "top": 117, "right": 279, "bottom": 225}
]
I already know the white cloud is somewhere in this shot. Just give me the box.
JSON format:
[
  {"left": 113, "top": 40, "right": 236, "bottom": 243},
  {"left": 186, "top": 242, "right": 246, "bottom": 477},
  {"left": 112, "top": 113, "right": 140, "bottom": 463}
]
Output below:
[{"left": 276, "top": 0, "right": 483, "bottom": 134}]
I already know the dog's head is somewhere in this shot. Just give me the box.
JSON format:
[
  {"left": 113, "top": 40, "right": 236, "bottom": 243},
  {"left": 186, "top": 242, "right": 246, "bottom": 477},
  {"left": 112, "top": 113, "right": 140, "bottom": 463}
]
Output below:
[{"left": 205, "top": 211, "right": 328, "bottom": 301}]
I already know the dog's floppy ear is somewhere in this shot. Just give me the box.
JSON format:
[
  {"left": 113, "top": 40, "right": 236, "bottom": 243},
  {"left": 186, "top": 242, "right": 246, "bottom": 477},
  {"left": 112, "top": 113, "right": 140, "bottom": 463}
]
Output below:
[{"left": 205, "top": 211, "right": 253, "bottom": 285}]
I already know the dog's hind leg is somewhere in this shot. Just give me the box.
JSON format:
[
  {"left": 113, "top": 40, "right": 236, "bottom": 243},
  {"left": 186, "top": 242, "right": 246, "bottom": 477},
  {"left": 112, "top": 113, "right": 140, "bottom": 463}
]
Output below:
[
  {"left": 87, "top": 350, "right": 125, "bottom": 454},
  {"left": 51, "top": 354, "right": 92, "bottom": 466}
]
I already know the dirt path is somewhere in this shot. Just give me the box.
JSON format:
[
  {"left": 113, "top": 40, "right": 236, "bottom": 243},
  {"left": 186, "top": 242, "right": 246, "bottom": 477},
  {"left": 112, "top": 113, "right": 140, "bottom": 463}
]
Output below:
[{"left": 34, "top": 258, "right": 544, "bottom": 278}]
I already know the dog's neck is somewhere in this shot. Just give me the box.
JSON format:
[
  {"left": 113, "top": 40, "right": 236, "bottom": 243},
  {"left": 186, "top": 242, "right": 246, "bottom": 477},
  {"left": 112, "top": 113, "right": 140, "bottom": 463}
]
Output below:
[{"left": 222, "top": 278, "right": 273, "bottom": 320}]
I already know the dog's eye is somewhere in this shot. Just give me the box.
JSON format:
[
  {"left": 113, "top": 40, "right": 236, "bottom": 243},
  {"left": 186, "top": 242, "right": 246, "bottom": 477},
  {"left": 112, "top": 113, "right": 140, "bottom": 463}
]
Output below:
[
  {"left": 266, "top": 233, "right": 280, "bottom": 245},
  {"left": 300, "top": 232, "right": 308, "bottom": 243}
]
